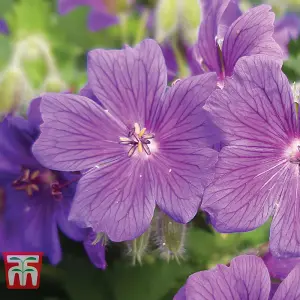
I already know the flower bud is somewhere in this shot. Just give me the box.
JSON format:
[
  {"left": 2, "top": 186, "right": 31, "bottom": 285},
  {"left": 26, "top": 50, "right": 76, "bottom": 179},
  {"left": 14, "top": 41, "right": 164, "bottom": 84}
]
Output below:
[
  {"left": 0, "top": 67, "right": 32, "bottom": 114},
  {"left": 154, "top": 0, "right": 200, "bottom": 43},
  {"left": 42, "top": 75, "right": 67, "bottom": 93},
  {"left": 126, "top": 227, "right": 151, "bottom": 265},
  {"left": 156, "top": 213, "right": 186, "bottom": 263}
]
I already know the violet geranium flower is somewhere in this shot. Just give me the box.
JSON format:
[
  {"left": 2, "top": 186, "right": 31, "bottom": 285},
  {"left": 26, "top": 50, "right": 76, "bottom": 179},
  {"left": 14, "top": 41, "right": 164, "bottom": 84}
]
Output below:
[
  {"left": 0, "top": 115, "right": 83, "bottom": 264},
  {"left": 202, "top": 55, "right": 300, "bottom": 257},
  {"left": 57, "top": 0, "right": 121, "bottom": 31},
  {"left": 0, "top": 104, "right": 106, "bottom": 268},
  {"left": 32, "top": 39, "right": 220, "bottom": 242},
  {"left": 174, "top": 255, "right": 300, "bottom": 300},
  {"left": 194, "top": 0, "right": 283, "bottom": 80}
]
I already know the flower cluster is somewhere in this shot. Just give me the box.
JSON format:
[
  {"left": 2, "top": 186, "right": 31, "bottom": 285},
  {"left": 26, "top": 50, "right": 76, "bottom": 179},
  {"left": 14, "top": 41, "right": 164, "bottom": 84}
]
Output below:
[{"left": 1, "top": 0, "right": 300, "bottom": 297}]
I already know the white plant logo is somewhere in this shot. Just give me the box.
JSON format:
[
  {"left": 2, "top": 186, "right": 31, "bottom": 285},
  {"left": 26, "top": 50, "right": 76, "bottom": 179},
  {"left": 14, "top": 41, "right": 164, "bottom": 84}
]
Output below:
[{"left": 7, "top": 255, "right": 40, "bottom": 287}]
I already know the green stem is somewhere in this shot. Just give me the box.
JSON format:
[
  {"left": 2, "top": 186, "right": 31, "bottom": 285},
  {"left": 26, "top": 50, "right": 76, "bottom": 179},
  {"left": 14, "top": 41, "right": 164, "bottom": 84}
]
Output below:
[
  {"left": 171, "top": 38, "right": 188, "bottom": 79},
  {"left": 134, "top": 9, "right": 150, "bottom": 46},
  {"left": 119, "top": 13, "right": 129, "bottom": 45}
]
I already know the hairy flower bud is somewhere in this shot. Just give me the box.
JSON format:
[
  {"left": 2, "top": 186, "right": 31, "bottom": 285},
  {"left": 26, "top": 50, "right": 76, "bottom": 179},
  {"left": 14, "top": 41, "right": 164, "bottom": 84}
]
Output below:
[
  {"left": 42, "top": 75, "right": 67, "bottom": 93},
  {"left": 155, "top": 0, "right": 200, "bottom": 43},
  {"left": 156, "top": 213, "right": 186, "bottom": 263},
  {"left": 0, "top": 67, "right": 33, "bottom": 114},
  {"left": 126, "top": 227, "right": 151, "bottom": 265}
]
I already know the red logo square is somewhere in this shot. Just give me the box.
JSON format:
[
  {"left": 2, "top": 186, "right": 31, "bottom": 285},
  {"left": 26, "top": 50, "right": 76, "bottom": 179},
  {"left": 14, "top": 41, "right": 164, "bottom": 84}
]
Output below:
[{"left": 3, "top": 252, "right": 43, "bottom": 289}]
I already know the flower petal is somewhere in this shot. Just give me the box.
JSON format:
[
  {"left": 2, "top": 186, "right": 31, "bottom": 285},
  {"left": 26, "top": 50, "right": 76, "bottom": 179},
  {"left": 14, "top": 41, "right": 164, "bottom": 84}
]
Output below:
[
  {"left": 173, "top": 285, "right": 186, "bottom": 300},
  {"left": 197, "top": 0, "right": 231, "bottom": 74},
  {"left": 263, "top": 251, "right": 300, "bottom": 280},
  {"left": 83, "top": 230, "right": 107, "bottom": 269},
  {"left": 203, "top": 146, "right": 291, "bottom": 232},
  {"left": 269, "top": 171, "right": 300, "bottom": 257},
  {"left": 204, "top": 55, "right": 296, "bottom": 147},
  {"left": 203, "top": 56, "right": 296, "bottom": 232},
  {"left": 32, "top": 93, "right": 126, "bottom": 172},
  {"left": 272, "top": 264, "right": 300, "bottom": 300},
  {"left": 69, "top": 158, "right": 156, "bottom": 242},
  {"left": 0, "top": 19, "right": 9, "bottom": 35},
  {"left": 88, "top": 10, "right": 118, "bottom": 31},
  {"left": 218, "top": 0, "right": 242, "bottom": 38},
  {"left": 222, "top": 5, "right": 283, "bottom": 76},
  {"left": 27, "top": 96, "right": 43, "bottom": 129},
  {"left": 56, "top": 196, "right": 85, "bottom": 241},
  {"left": 57, "top": 0, "right": 81, "bottom": 14},
  {"left": 152, "top": 74, "right": 220, "bottom": 223},
  {"left": 184, "top": 255, "right": 270, "bottom": 299},
  {"left": 0, "top": 116, "right": 39, "bottom": 168},
  {"left": 87, "top": 39, "right": 167, "bottom": 128}
]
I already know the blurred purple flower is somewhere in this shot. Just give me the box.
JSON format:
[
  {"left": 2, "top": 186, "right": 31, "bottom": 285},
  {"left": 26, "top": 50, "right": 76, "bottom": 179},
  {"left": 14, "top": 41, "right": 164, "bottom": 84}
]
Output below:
[
  {"left": 0, "top": 100, "right": 106, "bottom": 268},
  {"left": 273, "top": 13, "right": 300, "bottom": 59},
  {"left": 57, "top": 0, "right": 120, "bottom": 31},
  {"left": 0, "top": 115, "right": 82, "bottom": 264},
  {"left": 32, "top": 39, "right": 220, "bottom": 242},
  {"left": 194, "top": 1, "right": 282, "bottom": 79},
  {"left": 160, "top": 43, "right": 203, "bottom": 82},
  {"left": 202, "top": 55, "right": 300, "bottom": 257},
  {"left": 0, "top": 19, "right": 9, "bottom": 35},
  {"left": 174, "top": 255, "right": 300, "bottom": 300}
]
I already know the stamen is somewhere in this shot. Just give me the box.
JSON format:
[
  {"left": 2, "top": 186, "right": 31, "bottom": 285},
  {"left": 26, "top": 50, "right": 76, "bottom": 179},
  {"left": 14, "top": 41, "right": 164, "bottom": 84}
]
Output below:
[
  {"left": 134, "top": 123, "right": 141, "bottom": 135},
  {"left": 139, "top": 128, "right": 146, "bottom": 138},
  {"left": 143, "top": 133, "right": 155, "bottom": 140},
  {"left": 92, "top": 232, "right": 103, "bottom": 245},
  {"left": 120, "top": 123, "right": 155, "bottom": 157},
  {"left": 142, "top": 143, "right": 151, "bottom": 155},
  {"left": 128, "top": 145, "right": 137, "bottom": 157},
  {"left": 138, "top": 141, "right": 143, "bottom": 153},
  {"left": 30, "top": 170, "right": 40, "bottom": 180}
]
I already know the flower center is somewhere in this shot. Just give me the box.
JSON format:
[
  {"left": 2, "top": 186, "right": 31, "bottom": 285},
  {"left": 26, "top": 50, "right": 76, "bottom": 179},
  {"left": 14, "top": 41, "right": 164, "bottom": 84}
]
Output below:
[
  {"left": 286, "top": 140, "right": 300, "bottom": 165},
  {"left": 119, "top": 123, "right": 155, "bottom": 157},
  {"left": 12, "top": 168, "right": 75, "bottom": 200}
]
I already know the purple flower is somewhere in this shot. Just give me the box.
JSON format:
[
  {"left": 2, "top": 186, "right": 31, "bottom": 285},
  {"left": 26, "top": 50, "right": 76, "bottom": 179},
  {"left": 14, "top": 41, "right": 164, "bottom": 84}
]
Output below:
[
  {"left": 0, "top": 102, "right": 106, "bottom": 268},
  {"left": 263, "top": 251, "right": 300, "bottom": 280},
  {"left": 57, "top": 0, "right": 119, "bottom": 31},
  {"left": 273, "top": 13, "right": 300, "bottom": 59},
  {"left": 0, "top": 19, "right": 9, "bottom": 35},
  {"left": 194, "top": 0, "right": 282, "bottom": 79},
  {"left": 32, "top": 39, "right": 219, "bottom": 242},
  {"left": 160, "top": 43, "right": 203, "bottom": 82},
  {"left": 174, "top": 255, "right": 300, "bottom": 300},
  {"left": 202, "top": 55, "right": 300, "bottom": 257}
]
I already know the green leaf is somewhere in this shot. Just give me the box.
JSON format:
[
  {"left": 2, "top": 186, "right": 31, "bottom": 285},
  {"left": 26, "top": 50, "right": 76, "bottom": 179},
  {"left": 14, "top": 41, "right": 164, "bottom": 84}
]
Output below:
[
  {"left": 24, "top": 268, "right": 35, "bottom": 272},
  {"left": 11, "top": 268, "right": 22, "bottom": 272},
  {"left": 9, "top": 257, "right": 22, "bottom": 261},
  {"left": 24, "top": 257, "right": 37, "bottom": 261}
]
